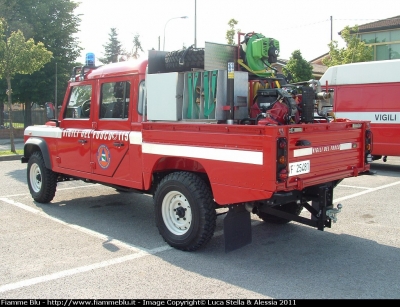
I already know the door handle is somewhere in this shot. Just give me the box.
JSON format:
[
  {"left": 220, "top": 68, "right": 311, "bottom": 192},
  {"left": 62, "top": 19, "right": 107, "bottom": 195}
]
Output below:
[
  {"left": 113, "top": 142, "right": 124, "bottom": 147},
  {"left": 78, "top": 139, "right": 87, "bottom": 144}
]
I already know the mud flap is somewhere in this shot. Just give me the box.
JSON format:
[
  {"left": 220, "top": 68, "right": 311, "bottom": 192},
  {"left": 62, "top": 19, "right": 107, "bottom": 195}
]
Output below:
[{"left": 223, "top": 205, "right": 252, "bottom": 252}]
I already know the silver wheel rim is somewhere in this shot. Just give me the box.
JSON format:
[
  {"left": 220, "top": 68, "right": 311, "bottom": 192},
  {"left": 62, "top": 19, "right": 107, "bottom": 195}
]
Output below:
[
  {"left": 162, "top": 191, "right": 192, "bottom": 235},
  {"left": 30, "top": 163, "right": 42, "bottom": 193}
]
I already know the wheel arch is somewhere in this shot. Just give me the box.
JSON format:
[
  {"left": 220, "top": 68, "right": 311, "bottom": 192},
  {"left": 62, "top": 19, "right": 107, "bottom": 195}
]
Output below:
[
  {"left": 23, "top": 137, "right": 52, "bottom": 169},
  {"left": 144, "top": 155, "right": 269, "bottom": 205},
  {"left": 144, "top": 156, "right": 211, "bottom": 193}
]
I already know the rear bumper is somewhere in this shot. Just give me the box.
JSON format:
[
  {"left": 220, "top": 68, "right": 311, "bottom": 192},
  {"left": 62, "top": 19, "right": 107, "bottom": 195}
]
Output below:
[{"left": 284, "top": 165, "right": 370, "bottom": 191}]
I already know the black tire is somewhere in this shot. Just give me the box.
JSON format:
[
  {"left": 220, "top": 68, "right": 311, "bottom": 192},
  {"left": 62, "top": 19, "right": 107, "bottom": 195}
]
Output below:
[
  {"left": 257, "top": 202, "right": 304, "bottom": 224},
  {"left": 27, "top": 151, "right": 57, "bottom": 203},
  {"left": 372, "top": 155, "right": 382, "bottom": 161},
  {"left": 154, "top": 172, "right": 216, "bottom": 251},
  {"left": 165, "top": 48, "right": 204, "bottom": 72}
]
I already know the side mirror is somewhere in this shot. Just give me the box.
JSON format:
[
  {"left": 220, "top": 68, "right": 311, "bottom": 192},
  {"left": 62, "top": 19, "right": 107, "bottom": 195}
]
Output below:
[{"left": 45, "top": 102, "right": 55, "bottom": 119}]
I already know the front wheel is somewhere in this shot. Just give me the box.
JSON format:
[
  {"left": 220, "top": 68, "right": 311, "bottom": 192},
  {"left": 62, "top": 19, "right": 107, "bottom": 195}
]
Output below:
[
  {"left": 27, "top": 151, "right": 57, "bottom": 203},
  {"left": 154, "top": 172, "right": 216, "bottom": 251},
  {"left": 257, "top": 202, "right": 304, "bottom": 224}
]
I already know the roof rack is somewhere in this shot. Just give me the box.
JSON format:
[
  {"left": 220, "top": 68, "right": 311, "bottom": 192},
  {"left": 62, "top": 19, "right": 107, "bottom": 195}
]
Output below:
[{"left": 70, "top": 65, "right": 99, "bottom": 82}]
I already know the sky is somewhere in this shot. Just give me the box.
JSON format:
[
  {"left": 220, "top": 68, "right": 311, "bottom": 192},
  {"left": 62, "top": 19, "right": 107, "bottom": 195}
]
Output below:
[{"left": 73, "top": 0, "right": 398, "bottom": 65}]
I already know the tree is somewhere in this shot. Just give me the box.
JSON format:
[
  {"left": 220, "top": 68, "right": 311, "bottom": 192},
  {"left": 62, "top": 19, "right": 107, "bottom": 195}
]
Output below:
[
  {"left": 322, "top": 25, "right": 373, "bottom": 67},
  {"left": 130, "top": 33, "right": 144, "bottom": 60},
  {"left": 0, "top": 18, "right": 52, "bottom": 152},
  {"left": 99, "top": 28, "right": 125, "bottom": 64},
  {"left": 283, "top": 50, "right": 313, "bottom": 83},
  {"left": 226, "top": 19, "right": 240, "bottom": 45},
  {"left": 0, "top": 0, "right": 82, "bottom": 127}
]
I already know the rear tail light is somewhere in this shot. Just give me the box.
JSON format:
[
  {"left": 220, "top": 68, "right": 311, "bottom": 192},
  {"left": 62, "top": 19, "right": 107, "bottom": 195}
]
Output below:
[
  {"left": 276, "top": 137, "right": 288, "bottom": 182},
  {"left": 365, "top": 129, "right": 373, "bottom": 163}
]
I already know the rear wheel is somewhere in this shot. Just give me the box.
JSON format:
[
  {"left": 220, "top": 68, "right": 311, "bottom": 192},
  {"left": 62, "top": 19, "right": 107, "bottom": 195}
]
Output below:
[
  {"left": 154, "top": 172, "right": 216, "bottom": 251},
  {"left": 27, "top": 151, "right": 57, "bottom": 203},
  {"left": 257, "top": 202, "right": 304, "bottom": 224}
]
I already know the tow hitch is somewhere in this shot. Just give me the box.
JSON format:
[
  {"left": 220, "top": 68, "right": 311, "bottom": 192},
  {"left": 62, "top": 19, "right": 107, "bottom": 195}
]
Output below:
[
  {"left": 222, "top": 183, "right": 343, "bottom": 252},
  {"left": 303, "top": 183, "right": 338, "bottom": 230},
  {"left": 260, "top": 183, "right": 341, "bottom": 231},
  {"left": 326, "top": 204, "right": 342, "bottom": 223}
]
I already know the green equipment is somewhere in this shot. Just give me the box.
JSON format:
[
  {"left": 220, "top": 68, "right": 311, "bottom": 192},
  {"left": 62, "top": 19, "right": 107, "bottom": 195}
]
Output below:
[{"left": 238, "top": 33, "right": 280, "bottom": 78}]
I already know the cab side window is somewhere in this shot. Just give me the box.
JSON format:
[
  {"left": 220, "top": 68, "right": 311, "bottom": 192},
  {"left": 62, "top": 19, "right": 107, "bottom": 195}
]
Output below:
[
  {"left": 65, "top": 85, "right": 92, "bottom": 119},
  {"left": 100, "top": 81, "right": 131, "bottom": 119},
  {"left": 137, "top": 80, "right": 147, "bottom": 119}
]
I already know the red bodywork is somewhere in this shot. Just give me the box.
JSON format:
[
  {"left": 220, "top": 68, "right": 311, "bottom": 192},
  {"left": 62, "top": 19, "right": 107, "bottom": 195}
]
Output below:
[
  {"left": 318, "top": 60, "right": 400, "bottom": 159},
  {"left": 23, "top": 59, "right": 371, "bottom": 206},
  {"left": 330, "top": 83, "right": 400, "bottom": 157}
]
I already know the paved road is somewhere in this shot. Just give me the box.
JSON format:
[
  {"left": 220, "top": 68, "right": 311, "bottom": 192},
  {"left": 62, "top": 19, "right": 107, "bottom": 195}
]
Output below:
[{"left": 0, "top": 157, "right": 399, "bottom": 299}]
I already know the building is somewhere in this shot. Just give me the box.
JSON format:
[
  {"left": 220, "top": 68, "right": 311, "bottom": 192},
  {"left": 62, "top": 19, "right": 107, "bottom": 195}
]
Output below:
[
  {"left": 308, "top": 55, "right": 329, "bottom": 79},
  {"left": 307, "top": 16, "right": 400, "bottom": 79},
  {"left": 354, "top": 15, "right": 400, "bottom": 61}
]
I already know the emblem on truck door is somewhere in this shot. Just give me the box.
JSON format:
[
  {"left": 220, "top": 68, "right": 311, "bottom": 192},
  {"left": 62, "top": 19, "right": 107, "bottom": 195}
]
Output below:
[{"left": 97, "top": 145, "right": 111, "bottom": 169}]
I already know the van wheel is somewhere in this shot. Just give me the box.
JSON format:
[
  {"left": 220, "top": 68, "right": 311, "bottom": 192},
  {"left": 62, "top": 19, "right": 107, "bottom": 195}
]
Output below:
[
  {"left": 154, "top": 172, "right": 216, "bottom": 251},
  {"left": 27, "top": 151, "right": 57, "bottom": 203},
  {"left": 372, "top": 155, "right": 382, "bottom": 161},
  {"left": 257, "top": 202, "right": 304, "bottom": 224},
  {"left": 165, "top": 47, "right": 204, "bottom": 72}
]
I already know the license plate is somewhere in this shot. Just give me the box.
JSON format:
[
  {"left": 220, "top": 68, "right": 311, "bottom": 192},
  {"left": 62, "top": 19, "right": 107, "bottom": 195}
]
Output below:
[{"left": 289, "top": 160, "right": 310, "bottom": 176}]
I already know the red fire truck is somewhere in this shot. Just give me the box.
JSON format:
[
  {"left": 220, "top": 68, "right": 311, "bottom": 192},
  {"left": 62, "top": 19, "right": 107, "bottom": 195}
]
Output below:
[
  {"left": 21, "top": 33, "right": 372, "bottom": 252},
  {"left": 319, "top": 59, "right": 400, "bottom": 162}
]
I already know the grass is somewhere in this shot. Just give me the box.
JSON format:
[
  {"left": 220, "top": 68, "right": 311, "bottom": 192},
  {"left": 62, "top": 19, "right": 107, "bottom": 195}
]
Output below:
[
  {"left": 2, "top": 120, "right": 25, "bottom": 128},
  {"left": 0, "top": 149, "right": 23, "bottom": 156}
]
